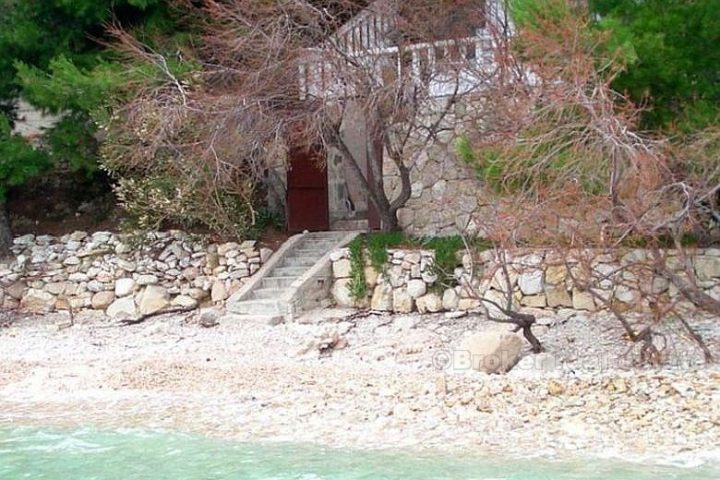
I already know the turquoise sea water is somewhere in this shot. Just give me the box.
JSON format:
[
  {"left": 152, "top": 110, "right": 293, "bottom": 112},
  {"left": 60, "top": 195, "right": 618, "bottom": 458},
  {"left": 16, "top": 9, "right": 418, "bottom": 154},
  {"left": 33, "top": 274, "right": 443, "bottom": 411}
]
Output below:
[{"left": 1, "top": 426, "right": 718, "bottom": 480}]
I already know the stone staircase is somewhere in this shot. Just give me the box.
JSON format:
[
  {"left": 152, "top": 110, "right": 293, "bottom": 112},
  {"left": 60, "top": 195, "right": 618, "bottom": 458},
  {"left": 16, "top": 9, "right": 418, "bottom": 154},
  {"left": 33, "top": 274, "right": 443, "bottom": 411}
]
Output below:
[{"left": 226, "top": 231, "right": 357, "bottom": 319}]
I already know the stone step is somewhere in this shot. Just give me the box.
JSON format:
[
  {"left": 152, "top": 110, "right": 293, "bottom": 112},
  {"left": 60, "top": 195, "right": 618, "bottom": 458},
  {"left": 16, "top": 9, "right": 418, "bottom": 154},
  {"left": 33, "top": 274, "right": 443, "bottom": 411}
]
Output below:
[
  {"left": 228, "top": 299, "right": 283, "bottom": 316},
  {"left": 279, "top": 256, "right": 319, "bottom": 268},
  {"left": 260, "top": 276, "right": 297, "bottom": 289},
  {"left": 271, "top": 266, "right": 308, "bottom": 278},
  {"left": 293, "top": 248, "right": 331, "bottom": 257},
  {"left": 251, "top": 287, "right": 285, "bottom": 300}
]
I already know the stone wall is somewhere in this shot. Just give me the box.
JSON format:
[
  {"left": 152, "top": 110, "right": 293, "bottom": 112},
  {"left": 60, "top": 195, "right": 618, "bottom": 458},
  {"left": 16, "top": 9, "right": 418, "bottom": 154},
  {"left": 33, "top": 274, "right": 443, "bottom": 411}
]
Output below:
[
  {"left": 329, "top": 247, "right": 720, "bottom": 314},
  {"left": 1, "top": 231, "right": 272, "bottom": 319},
  {"left": 383, "top": 102, "right": 482, "bottom": 236}
]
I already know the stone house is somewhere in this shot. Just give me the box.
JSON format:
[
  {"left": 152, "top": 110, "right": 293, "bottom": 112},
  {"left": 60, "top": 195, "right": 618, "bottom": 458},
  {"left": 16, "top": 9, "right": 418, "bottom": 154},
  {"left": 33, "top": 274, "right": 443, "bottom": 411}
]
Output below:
[{"left": 273, "top": 0, "right": 509, "bottom": 235}]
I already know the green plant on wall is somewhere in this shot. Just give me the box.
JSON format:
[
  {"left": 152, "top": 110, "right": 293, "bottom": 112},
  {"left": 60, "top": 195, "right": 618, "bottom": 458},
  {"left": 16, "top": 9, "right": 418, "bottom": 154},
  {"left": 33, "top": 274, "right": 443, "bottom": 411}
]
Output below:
[{"left": 347, "top": 235, "right": 368, "bottom": 302}]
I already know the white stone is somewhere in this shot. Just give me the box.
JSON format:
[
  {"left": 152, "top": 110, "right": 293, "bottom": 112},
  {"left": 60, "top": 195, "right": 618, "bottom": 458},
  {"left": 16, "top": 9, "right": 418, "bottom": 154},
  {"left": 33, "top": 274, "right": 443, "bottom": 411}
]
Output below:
[
  {"left": 211, "top": 281, "right": 228, "bottom": 302},
  {"left": 371, "top": 284, "right": 393, "bottom": 311},
  {"left": 416, "top": 293, "right": 442, "bottom": 313},
  {"left": 331, "top": 279, "right": 355, "bottom": 307},
  {"left": 392, "top": 289, "right": 414, "bottom": 313},
  {"left": 106, "top": 296, "right": 137, "bottom": 319},
  {"left": 115, "top": 278, "right": 136, "bottom": 297},
  {"left": 406, "top": 279, "right": 427, "bottom": 299},
  {"left": 455, "top": 332, "right": 523, "bottom": 374},
  {"left": 333, "top": 259, "right": 352, "bottom": 278},
  {"left": 518, "top": 270, "right": 544, "bottom": 295},
  {"left": 136, "top": 274, "right": 159, "bottom": 286},
  {"left": 442, "top": 289, "right": 459, "bottom": 310},
  {"left": 572, "top": 289, "right": 596, "bottom": 311},
  {"left": 171, "top": 295, "right": 198, "bottom": 309}
]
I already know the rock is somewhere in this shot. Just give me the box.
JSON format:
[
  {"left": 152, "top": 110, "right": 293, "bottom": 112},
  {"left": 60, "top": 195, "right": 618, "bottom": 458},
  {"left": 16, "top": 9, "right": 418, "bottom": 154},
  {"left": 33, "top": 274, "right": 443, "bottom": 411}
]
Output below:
[
  {"left": 416, "top": 293, "right": 442, "bottom": 313},
  {"left": 137, "top": 285, "right": 170, "bottom": 315},
  {"left": 259, "top": 247, "right": 273, "bottom": 263},
  {"left": 546, "top": 286, "right": 572, "bottom": 308},
  {"left": 136, "top": 274, "right": 159, "bottom": 286},
  {"left": 518, "top": 270, "right": 544, "bottom": 295},
  {"left": 188, "top": 288, "right": 209, "bottom": 301},
  {"left": 333, "top": 259, "right": 352, "bottom": 278},
  {"left": 572, "top": 289, "right": 596, "bottom": 311},
  {"left": 211, "top": 281, "right": 228, "bottom": 302},
  {"left": 545, "top": 265, "right": 567, "bottom": 286},
  {"left": 458, "top": 297, "right": 481, "bottom": 311},
  {"left": 406, "top": 279, "right": 427, "bottom": 299},
  {"left": 5, "top": 281, "right": 26, "bottom": 300},
  {"left": 456, "top": 332, "right": 523, "bottom": 374},
  {"left": 106, "top": 296, "right": 137, "bottom": 319},
  {"left": 20, "top": 289, "right": 56, "bottom": 313},
  {"left": 364, "top": 266, "right": 379, "bottom": 288},
  {"left": 115, "top": 278, "right": 136, "bottom": 297},
  {"left": 45, "top": 282, "right": 68, "bottom": 296},
  {"left": 69, "top": 231, "right": 87, "bottom": 242},
  {"left": 370, "top": 284, "right": 393, "bottom": 311},
  {"left": 63, "top": 256, "right": 81, "bottom": 266},
  {"left": 217, "top": 242, "right": 239, "bottom": 256},
  {"left": 91, "top": 291, "right": 115, "bottom": 310},
  {"left": 694, "top": 255, "right": 720, "bottom": 280},
  {"left": 393, "top": 289, "right": 414, "bottom": 313},
  {"left": 442, "top": 289, "right": 459, "bottom": 310},
  {"left": 547, "top": 379, "right": 566, "bottom": 396},
  {"left": 331, "top": 278, "right": 355, "bottom": 307},
  {"left": 520, "top": 294, "right": 546, "bottom": 308},
  {"left": 171, "top": 295, "right": 198, "bottom": 309},
  {"left": 117, "top": 259, "right": 137, "bottom": 272}
]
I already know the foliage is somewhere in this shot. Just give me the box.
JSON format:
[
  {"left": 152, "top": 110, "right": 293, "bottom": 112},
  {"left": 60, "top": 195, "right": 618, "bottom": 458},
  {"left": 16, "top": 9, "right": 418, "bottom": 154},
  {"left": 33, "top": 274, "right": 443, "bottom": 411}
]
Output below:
[
  {"left": 0, "top": 116, "right": 49, "bottom": 203},
  {"left": 347, "top": 236, "right": 368, "bottom": 302},
  {"left": 589, "top": 0, "right": 720, "bottom": 130}
]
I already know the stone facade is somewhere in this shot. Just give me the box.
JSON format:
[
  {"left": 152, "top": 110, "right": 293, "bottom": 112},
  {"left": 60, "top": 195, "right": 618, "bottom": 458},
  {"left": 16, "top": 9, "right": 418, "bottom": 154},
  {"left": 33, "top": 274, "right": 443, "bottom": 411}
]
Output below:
[
  {"left": 330, "top": 247, "right": 720, "bottom": 314},
  {"left": 1, "top": 231, "right": 272, "bottom": 319}
]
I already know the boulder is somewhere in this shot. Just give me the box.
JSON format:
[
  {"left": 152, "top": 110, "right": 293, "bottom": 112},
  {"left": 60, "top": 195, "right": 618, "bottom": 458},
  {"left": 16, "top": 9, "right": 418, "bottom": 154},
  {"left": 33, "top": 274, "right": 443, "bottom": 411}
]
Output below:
[
  {"left": 456, "top": 332, "right": 523, "bottom": 374},
  {"left": 457, "top": 297, "right": 481, "bottom": 311},
  {"left": 332, "top": 259, "right": 352, "bottom": 278},
  {"left": 695, "top": 255, "right": 720, "bottom": 280},
  {"left": 106, "top": 296, "right": 137, "bottom": 319},
  {"left": 20, "top": 289, "right": 56, "bottom": 314},
  {"left": 406, "top": 279, "right": 427, "bottom": 299},
  {"left": 91, "top": 291, "right": 116, "bottom": 310},
  {"left": 370, "top": 284, "right": 393, "bottom": 311},
  {"left": 137, "top": 285, "right": 170, "bottom": 315},
  {"left": 416, "top": 293, "right": 442, "bottom": 313},
  {"left": 364, "top": 266, "right": 379, "bottom": 288},
  {"left": 260, "top": 247, "right": 273, "bottom": 263},
  {"left": 520, "top": 294, "right": 547, "bottom": 308},
  {"left": 115, "top": 278, "right": 136, "bottom": 297}
]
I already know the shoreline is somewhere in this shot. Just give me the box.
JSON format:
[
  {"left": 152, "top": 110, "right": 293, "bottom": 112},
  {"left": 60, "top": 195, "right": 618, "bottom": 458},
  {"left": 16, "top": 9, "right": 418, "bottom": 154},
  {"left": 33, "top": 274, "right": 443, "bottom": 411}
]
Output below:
[{"left": 1, "top": 309, "right": 719, "bottom": 468}]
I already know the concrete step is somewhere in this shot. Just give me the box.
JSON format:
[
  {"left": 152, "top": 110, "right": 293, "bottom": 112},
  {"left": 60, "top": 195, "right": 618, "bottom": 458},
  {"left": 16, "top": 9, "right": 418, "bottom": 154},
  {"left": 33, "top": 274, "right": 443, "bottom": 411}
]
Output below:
[
  {"left": 251, "top": 287, "right": 284, "bottom": 300},
  {"left": 293, "top": 248, "right": 331, "bottom": 257},
  {"left": 271, "top": 266, "right": 309, "bottom": 278},
  {"left": 228, "top": 299, "right": 283, "bottom": 316},
  {"left": 260, "top": 276, "right": 297, "bottom": 289},
  {"left": 279, "top": 256, "right": 319, "bottom": 268}
]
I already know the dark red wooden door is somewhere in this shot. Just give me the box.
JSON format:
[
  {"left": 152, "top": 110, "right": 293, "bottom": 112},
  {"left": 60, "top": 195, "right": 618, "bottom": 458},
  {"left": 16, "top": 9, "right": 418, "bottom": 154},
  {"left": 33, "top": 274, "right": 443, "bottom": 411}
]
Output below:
[{"left": 287, "top": 145, "right": 329, "bottom": 232}]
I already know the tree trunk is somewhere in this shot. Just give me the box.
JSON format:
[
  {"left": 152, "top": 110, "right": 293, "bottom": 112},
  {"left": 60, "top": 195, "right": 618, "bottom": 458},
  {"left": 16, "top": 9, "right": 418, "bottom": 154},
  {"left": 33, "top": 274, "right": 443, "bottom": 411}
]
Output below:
[{"left": 0, "top": 202, "right": 12, "bottom": 259}]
